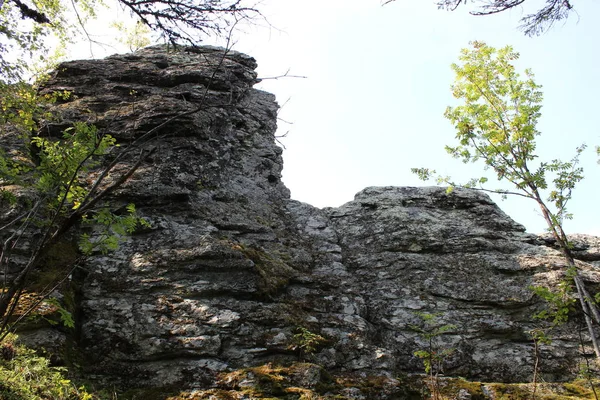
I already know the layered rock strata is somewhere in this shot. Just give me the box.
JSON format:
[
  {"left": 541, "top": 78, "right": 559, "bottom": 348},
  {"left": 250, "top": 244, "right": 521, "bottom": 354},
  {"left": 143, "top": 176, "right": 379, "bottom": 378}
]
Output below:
[{"left": 5, "top": 45, "right": 600, "bottom": 390}]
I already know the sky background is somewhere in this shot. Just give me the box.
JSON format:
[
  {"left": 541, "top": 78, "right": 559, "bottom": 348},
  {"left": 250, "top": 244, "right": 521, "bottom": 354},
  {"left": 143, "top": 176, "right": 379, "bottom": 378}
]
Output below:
[{"left": 70, "top": 0, "right": 600, "bottom": 235}]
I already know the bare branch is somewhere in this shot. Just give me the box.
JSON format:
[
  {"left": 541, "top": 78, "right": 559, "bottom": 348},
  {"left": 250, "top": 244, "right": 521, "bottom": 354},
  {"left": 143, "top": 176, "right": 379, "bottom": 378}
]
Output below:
[
  {"left": 258, "top": 69, "right": 307, "bottom": 80},
  {"left": 117, "top": 0, "right": 259, "bottom": 45},
  {"left": 384, "top": 0, "right": 578, "bottom": 36},
  {"left": 7, "top": 0, "right": 50, "bottom": 23}
]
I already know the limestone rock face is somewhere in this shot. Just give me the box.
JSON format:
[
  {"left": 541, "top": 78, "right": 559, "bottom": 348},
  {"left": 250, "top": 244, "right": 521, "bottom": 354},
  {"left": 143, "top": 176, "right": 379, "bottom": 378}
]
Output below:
[{"left": 8, "top": 45, "right": 600, "bottom": 389}]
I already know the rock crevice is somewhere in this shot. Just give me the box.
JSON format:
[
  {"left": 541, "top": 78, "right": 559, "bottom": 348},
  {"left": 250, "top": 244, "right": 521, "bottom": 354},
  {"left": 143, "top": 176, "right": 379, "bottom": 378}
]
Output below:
[{"left": 3, "top": 45, "right": 599, "bottom": 390}]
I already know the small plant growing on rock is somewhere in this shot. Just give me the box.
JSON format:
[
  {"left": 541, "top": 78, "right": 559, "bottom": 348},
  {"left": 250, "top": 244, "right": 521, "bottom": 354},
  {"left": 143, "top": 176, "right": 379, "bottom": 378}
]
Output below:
[
  {"left": 530, "top": 276, "right": 577, "bottom": 327},
  {"left": 289, "top": 327, "right": 327, "bottom": 361},
  {"left": 529, "top": 328, "right": 552, "bottom": 400},
  {"left": 410, "top": 312, "right": 456, "bottom": 400}
]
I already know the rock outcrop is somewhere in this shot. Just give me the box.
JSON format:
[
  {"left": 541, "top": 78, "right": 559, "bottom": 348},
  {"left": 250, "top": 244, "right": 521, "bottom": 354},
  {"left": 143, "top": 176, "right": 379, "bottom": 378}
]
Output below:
[{"left": 4, "top": 45, "right": 600, "bottom": 394}]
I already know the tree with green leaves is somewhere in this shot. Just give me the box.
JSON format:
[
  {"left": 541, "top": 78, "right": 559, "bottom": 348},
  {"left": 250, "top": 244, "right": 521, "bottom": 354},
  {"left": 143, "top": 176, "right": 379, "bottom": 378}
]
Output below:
[
  {"left": 0, "top": 117, "right": 152, "bottom": 338},
  {"left": 0, "top": 0, "right": 260, "bottom": 340},
  {"left": 410, "top": 312, "right": 456, "bottom": 400},
  {"left": 413, "top": 41, "right": 600, "bottom": 358}
]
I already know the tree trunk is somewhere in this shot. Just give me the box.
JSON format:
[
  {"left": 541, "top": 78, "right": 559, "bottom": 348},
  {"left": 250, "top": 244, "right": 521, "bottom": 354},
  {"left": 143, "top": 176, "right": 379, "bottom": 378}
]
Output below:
[{"left": 533, "top": 193, "right": 600, "bottom": 359}]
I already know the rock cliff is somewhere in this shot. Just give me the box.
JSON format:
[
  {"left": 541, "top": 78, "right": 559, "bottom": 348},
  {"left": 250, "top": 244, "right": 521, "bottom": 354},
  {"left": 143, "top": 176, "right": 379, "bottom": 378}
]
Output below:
[{"left": 5, "top": 45, "right": 600, "bottom": 395}]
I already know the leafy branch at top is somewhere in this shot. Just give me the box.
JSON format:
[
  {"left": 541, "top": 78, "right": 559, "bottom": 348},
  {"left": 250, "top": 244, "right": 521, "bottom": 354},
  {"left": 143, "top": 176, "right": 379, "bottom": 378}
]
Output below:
[
  {"left": 413, "top": 41, "right": 585, "bottom": 234},
  {"left": 413, "top": 41, "right": 600, "bottom": 358}
]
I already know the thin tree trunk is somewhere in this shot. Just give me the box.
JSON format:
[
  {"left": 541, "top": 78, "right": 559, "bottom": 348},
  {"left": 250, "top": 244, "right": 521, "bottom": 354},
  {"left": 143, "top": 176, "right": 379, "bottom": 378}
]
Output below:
[
  {"left": 578, "top": 279, "right": 600, "bottom": 325},
  {"left": 573, "top": 277, "right": 600, "bottom": 358},
  {"left": 532, "top": 193, "right": 600, "bottom": 358},
  {"left": 578, "top": 325, "right": 600, "bottom": 400},
  {"left": 532, "top": 336, "right": 539, "bottom": 400}
]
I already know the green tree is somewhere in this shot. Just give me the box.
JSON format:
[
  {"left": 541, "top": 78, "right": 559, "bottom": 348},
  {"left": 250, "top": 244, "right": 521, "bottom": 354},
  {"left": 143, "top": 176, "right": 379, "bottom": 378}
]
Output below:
[
  {"left": 0, "top": 118, "right": 151, "bottom": 337},
  {"left": 413, "top": 41, "right": 600, "bottom": 357},
  {"left": 410, "top": 312, "right": 456, "bottom": 400},
  {"left": 0, "top": 0, "right": 259, "bottom": 339},
  {"left": 289, "top": 327, "right": 327, "bottom": 361}
]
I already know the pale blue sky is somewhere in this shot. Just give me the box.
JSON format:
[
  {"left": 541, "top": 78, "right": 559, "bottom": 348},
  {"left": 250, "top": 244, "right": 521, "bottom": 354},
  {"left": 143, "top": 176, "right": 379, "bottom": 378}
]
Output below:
[
  {"left": 71, "top": 0, "right": 600, "bottom": 235},
  {"left": 229, "top": 0, "right": 600, "bottom": 235}
]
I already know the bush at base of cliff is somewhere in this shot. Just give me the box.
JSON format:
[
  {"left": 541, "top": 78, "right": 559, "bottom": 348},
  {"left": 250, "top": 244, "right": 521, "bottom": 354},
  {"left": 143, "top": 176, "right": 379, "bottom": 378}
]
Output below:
[
  {"left": 0, "top": 334, "right": 92, "bottom": 400},
  {"left": 405, "top": 375, "right": 600, "bottom": 400}
]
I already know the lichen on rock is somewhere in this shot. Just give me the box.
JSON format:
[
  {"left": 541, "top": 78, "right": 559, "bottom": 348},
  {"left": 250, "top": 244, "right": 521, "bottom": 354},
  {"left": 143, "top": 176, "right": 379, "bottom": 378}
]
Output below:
[{"left": 2, "top": 45, "right": 600, "bottom": 395}]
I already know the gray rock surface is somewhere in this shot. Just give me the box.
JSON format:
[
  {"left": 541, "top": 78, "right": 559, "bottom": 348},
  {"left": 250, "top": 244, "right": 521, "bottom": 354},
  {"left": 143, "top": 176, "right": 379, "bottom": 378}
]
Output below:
[{"left": 4, "top": 45, "right": 600, "bottom": 390}]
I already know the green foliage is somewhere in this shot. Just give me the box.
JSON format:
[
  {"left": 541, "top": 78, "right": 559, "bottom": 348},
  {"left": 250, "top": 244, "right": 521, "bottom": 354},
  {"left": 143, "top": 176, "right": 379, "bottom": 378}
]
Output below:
[
  {"left": 31, "top": 122, "right": 116, "bottom": 209},
  {"left": 0, "top": 334, "right": 93, "bottom": 399},
  {"left": 415, "top": 40, "right": 600, "bottom": 360},
  {"left": 0, "top": 84, "right": 71, "bottom": 196},
  {"left": 1, "top": 83, "right": 43, "bottom": 131},
  {"left": 0, "top": 102, "right": 149, "bottom": 340},
  {"left": 110, "top": 20, "right": 152, "bottom": 52},
  {"left": 529, "top": 326, "right": 553, "bottom": 375},
  {"left": 413, "top": 41, "right": 586, "bottom": 231},
  {"left": 530, "top": 269, "right": 577, "bottom": 326},
  {"left": 410, "top": 312, "right": 456, "bottom": 400},
  {"left": 444, "top": 43, "right": 542, "bottom": 168},
  {"left": 410, "top": 312, "right": 456, "bottom": 338},
  {"left": 0, "top": 0, "right": 104, "bottom": 84},
  {"left": 578, "top": 362, "right": 596, "bottom": 382},
  {"left": 413, "top": 348, "right": 455, "bottom": 376},
  {"left": 41, "top": 298, "right": 75, "bottom": 329},
  {"left": 1, "top": 118, "right": 147, "bottom": 257},
  {"left": 289, "top": 327, "right": 327, "bottom": 360},
  {"left": 529, "top": 328, "right": 552, "bottom": 346},
  {"left": 1, "top": 0, "right": 256, "bottom": 87},
  {"left": 79, "top": 204, "right": 149, "bottom": 255},
  {"left": 410, "top": 312, "right": 456, "bottom": 375}
]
